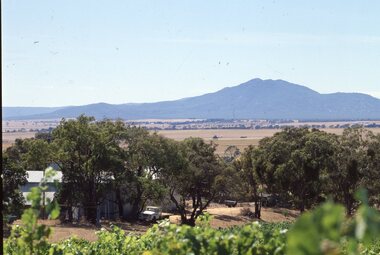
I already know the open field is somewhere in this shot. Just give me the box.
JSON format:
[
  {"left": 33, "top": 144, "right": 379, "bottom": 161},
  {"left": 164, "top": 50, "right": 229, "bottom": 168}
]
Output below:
[
  {"left": 3, "top": 128, "right": 380, "bottom": 154},
  {"left": 11, "top": 205, "right": 298, "bottom": 243},
  {"left": 2, "top": 132, "right": 36, "bottom": 150},
  {"left": 156, "top": 128, "right": 380, "bottom": 154},
  {"left": 2, "top": 120, "right": 60, "bottom": 132}
]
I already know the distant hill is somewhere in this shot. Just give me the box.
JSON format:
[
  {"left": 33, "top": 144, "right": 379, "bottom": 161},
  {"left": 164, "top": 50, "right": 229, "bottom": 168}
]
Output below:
[
  {"left": 3, "top": 79, "right": 380, "bottom": 120},
  {"left": 2, "top": 106, "right": 66, "bottom": 119}
]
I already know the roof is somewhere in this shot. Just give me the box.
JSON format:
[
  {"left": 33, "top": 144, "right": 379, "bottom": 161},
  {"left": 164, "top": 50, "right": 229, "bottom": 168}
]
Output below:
[{"left": 26, "top": 170, "right": 62, "bottom": 183}]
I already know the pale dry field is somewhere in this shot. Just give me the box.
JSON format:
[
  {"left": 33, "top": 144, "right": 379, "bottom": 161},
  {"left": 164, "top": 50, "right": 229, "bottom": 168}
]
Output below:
[
  {"left": 156, "top": 128, "right": 380, "bottom": 140},
  {"left": 4, "top": 128, "right": 380, "bottom": 154},
  {"left": 2, "top": 132, "right": 37, "bottom": 150},
  {"left": 156, "top": 128, "right": 380, "bottom": 155},
  {"left": 2, "top": 120, "right": 60, "bottom": 132}
]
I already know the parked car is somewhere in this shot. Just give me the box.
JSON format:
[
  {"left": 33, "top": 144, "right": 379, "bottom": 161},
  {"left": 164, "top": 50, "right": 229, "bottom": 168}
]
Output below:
[
  {"left": 261, "top": 194, "right": 278, "bottom": 207},
  {"left": 261, "top": 194, "right": 291, "bottom": 208},
  {"left": 139, "top": 206, "right": 162, "bottom": 222},
  {"left": 5, "top": 215, "right": 18, "bottom": 224},
  {"left": 224, "top": 200, "right": 238, "bottom": 208}
]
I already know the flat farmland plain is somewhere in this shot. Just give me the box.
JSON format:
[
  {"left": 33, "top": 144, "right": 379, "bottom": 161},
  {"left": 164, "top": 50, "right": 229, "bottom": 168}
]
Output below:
[
  {"left": 156, "top": 128, "right": 380, "bottom": 155},
  {"left": 3, "top": 128, "right": 380, "bottom": 154}
]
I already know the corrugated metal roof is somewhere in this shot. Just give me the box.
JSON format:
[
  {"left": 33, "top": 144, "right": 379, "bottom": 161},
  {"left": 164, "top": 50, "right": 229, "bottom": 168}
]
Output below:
[{"left": 26, "top": 170, "right": 62, "bottom": 183}]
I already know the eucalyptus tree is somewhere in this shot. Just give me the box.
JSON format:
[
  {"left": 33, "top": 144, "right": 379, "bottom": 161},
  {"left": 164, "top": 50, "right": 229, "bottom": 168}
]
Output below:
[
  {"left": 366, "top": 133, "right": 380, "bottom": 206},
  {"left": 3, "top": 137, "right": 52, "bottom": 219},
  {"left": 118, "top": 129, "right": 173, "bottom": 220},
  {"left": 326, "top": 128, "right": 377, "bottom": 214},
  {"left": 235, "top": 145, "right": 257, "bottom": 217},
  {"left": 2, "top": 152, "right": 27, "bottom": 218},
  {"left": 52, "top": 115, "right": 123, "bottom": 224},
  {"left": 252, "top": 128, "right": 336, "bottom": 212},
  {"left": 161, "top": 137, "right": 226, "bottom": 225}
]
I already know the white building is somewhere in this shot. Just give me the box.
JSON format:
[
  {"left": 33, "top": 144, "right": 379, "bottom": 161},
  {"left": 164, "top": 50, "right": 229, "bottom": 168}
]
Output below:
[{"left": 21, "top": 170, "right": 63, "bottom": 206}]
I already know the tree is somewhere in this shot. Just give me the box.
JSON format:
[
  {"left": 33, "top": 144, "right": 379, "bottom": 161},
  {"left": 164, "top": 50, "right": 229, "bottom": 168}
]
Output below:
[
  {"left": 366, "top": 133, "right": 380, "bottom": 206},
  {"left": 52, "top": 116, "right": 119, "bottom": 224},
  {"left": 34, "top": 132, "right": 53, "bottom": 143},
  {"left": 253, "top": 128, "right": 336, "bottom": 212},
  {"left": 117, "top": 129, "right": 171, "bottom": 220},
  {"left": 223, "top": 145, "right": 240, "bottom": 163},
  {"left": 5, "top": 137, "right": 53, "bottom": 170},
  {"left": 2, "top": 152, "right": 27, "bottom": 218},
  {"left": 162, "top": 138, "right": 225, "bottom": 225},
  {"left": 237, "top": 145, "right": 262, "bottom": 218},
  {"left": 22, "top": 139, "right": 53, "bottom": 170},
  {"left": 326, "top": 128, "right": 373, "bottom": 215}
]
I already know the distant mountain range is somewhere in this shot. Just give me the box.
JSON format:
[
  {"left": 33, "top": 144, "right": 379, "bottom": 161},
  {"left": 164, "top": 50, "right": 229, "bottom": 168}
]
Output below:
[{"left": 3, "top": 79, "right": 380, "bottom": 120}]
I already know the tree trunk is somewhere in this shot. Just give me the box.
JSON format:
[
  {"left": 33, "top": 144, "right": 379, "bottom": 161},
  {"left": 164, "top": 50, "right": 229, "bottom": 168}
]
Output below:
[
  {"left": 85, "top": 204, "right": 97, "bottom": 224},
  {"left": 130, "top": 181, "right": 143, "bottom": 221},
  {"left": 128, "top": 167, "right": 144, "bottom": 220},
  {"left": 181, "top": 217, "right": 196, "bottom": 226},
  {"left": 68, "top": 206, "right": 73, "bottom": 222},
  {"left": 254, "top": 201, "right": 261, "bottom": 219},
  {"left": 252, "top": 186, "right": 261, "bottom": 219},
  {"left": 85, "top": 180, "right": 97, "bottom": 224},
  {"left": 116, "top": 189, "right": 124, "bottom": 219},
  {"left": 130, "top": 198, "right": 141, "bottom": 221},
  {"left": 300, "top": 200, "right": 305, "bottom": 213}
]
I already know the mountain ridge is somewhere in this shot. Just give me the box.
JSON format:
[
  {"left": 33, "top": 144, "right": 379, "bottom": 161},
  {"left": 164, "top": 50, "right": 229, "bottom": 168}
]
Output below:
[{"left": 3, "top": 78, "right": 380, "bottom": 120}]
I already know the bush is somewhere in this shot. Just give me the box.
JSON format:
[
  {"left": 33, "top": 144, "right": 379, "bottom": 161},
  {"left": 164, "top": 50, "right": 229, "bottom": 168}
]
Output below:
[{"left": 240, "top": 207, "right": 254, "bottom": 218}]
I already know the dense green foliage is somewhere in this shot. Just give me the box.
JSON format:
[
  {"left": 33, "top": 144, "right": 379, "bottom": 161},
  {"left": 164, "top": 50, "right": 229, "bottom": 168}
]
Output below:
[
  {"left": 161, "top": 137, "right": 229, "bottom": 225},
  {"left": 239, "top": 127, "right": 380, "bottom": 215},
  {"left": 2, "top": 153, "right": 27, "bottom": 219}
]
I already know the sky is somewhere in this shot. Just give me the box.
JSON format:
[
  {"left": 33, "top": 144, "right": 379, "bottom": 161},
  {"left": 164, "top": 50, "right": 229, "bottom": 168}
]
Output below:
[{"left": 3, "top": 0, "right": 380, "bottom": 107}]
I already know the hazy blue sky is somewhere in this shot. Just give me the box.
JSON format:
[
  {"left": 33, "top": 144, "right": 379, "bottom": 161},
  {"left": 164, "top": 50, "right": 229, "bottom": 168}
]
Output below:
[{"left": 3, "top": 1, "right": 380, "bottom": 106}]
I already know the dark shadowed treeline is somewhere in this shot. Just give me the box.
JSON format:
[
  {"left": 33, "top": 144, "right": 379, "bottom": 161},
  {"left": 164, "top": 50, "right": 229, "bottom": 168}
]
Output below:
[{"left": 237, "top": 127, "right": 380, "bottom": 216}]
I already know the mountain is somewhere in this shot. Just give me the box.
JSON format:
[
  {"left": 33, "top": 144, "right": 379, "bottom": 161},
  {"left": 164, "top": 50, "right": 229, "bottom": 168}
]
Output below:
[
  {"left": 3, "top": 79, "right": 380, "bottom": 120},
  {"left": 2, "top": 106, "right": 66, "bottom": 119}
]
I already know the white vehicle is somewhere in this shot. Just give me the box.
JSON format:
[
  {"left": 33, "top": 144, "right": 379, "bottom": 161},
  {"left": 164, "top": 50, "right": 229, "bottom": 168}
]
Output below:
[{"left": 139, "top": 206, "right": 162, "bottom": 222}]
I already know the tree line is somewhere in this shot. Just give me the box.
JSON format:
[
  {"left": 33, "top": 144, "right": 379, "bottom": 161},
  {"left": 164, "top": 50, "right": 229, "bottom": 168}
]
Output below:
[{"left": 3, "top": 115, "right": 380, "bottom": 226}]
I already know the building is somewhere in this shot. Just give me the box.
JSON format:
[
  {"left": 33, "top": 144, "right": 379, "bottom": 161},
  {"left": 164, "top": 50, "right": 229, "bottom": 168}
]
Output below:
[
  {"left": 22, "top": 170, "right": 63, "bottom": 206},
  {"left": 21, "top": 170, "right": 177, "bottom": 221},
  {"left": 21, "top": 170, "right": 121, "bottom": 220}
]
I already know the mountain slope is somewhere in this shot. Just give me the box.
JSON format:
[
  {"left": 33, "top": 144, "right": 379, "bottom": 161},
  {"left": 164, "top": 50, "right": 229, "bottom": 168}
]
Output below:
[
  {"left": 2, "top": 106, "right": 66, "bottom": 119},
  {"left": 3, "top": 79, "right": 380, "bottom": 120}
]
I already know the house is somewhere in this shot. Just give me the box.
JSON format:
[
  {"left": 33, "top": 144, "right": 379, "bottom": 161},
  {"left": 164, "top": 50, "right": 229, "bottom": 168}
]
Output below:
[
  {"left": 21, "top": 170, "right": 120, "bottom": 220},
  {"left": 21, "top": 169, "right": 178, "bottom": 221},
  {"left": 22, "top": 170, "right": 63, "bottom": 206}
]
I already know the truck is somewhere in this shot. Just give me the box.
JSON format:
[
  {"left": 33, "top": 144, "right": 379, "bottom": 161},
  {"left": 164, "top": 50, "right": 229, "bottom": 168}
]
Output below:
[{"left": 139, "top": 206, "right": 162, "bottom": 222}]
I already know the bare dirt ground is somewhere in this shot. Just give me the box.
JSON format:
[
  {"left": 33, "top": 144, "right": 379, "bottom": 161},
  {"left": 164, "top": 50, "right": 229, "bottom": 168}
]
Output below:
[
  {"left": 169, "top": 206, "right": 298, "bottom": 228},
  {"left": 10, "top": 206, "right": 298, "bottom": 243}
]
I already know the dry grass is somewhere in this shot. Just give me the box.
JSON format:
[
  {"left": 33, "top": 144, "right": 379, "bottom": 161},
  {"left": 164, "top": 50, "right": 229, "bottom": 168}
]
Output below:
[
  {"left": 156, "top": 129, "right": 280, "bottom": 140},
  {"left": 213, "top": 139, "right": 261, "bottom": 155},
  {"left": 157, "top": 128, "right": 380, "bottom": 154},
  {"left": 4, "top": 128, "right": 380, "bottom": 154}
]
